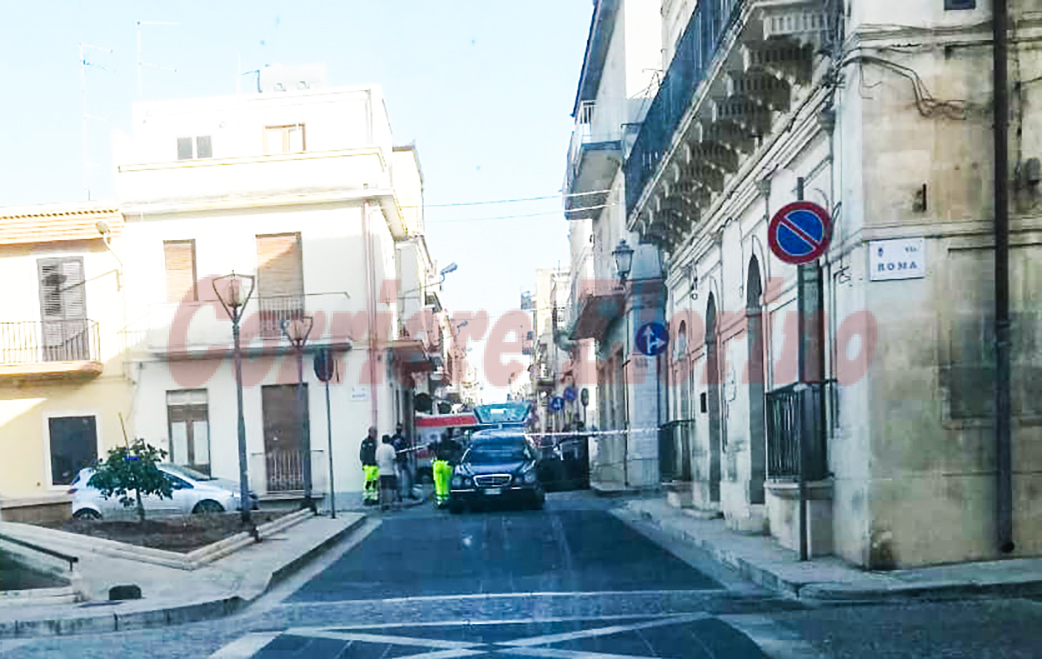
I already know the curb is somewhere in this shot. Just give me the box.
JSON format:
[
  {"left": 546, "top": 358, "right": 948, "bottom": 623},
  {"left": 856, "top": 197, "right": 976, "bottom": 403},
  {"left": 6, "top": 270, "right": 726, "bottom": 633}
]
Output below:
[
  {"left": 0, "top": 514, "right": 366, "bottom": 639},
  {"left": 619, "top": 503, "right": 1042, "bottom": 603},
  {"left": 268, "top": 514, "right": 366, "bottom": 588},
  {"left": 0, "top": 509, "right": 314, "bottom": 572},
  {"left": 800, "top": 578, "right": 1042, "bottom": 602}
]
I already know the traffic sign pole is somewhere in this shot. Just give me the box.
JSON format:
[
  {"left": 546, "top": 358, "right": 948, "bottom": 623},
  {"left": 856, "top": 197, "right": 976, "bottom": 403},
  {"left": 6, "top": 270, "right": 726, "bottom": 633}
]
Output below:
[{"left": 793, "top": 177, "right": 827, "bottom": 563}]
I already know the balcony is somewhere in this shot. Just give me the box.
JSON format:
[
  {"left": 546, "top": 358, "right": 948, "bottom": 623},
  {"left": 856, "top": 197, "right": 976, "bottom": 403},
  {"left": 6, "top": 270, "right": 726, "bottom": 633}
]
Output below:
[
  {"left": 624, "top": 0, "right": 828, "bottom": 248},
  {"left": 122, "top": 293, "right": 354, "bottom": 359},
  {"left": 570, "top": 287, "right": 625, "bottom": 341},
  {"left": 117, "top": 148, "right": 393, "bottom": 212},
  {"left": 0, "top": 320, "right": 102, "bottom": 380},
  {"left": 564, "top": 101, "right": 625, "bottom": 221}
]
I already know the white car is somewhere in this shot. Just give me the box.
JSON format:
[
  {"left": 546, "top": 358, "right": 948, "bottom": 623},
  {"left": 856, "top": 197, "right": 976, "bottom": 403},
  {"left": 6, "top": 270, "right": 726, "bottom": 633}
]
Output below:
[{"left": 68, "top": 464, "right": 258, "bottom": 520}]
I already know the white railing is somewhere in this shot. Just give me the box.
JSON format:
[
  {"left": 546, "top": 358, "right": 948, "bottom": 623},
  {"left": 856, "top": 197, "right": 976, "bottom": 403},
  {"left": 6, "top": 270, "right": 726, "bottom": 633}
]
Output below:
[
  {"left": 266, "top": 449, "right": 304, "bottom": 492},
  {"left": 122, "top": 292, "right": 357, "bottom": 356},
  {"left": 566, "top": 101, "right": 626, "bottom": 188}
]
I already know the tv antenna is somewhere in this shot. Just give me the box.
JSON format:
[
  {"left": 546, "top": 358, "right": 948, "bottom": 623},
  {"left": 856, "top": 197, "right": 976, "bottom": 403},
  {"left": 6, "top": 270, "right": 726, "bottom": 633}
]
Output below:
[
  {"left": 137, "top": 20, "right": 179, "bottom": 98},
  {"left": 79, "top": 42, "right": 114, "bottom": 200}
]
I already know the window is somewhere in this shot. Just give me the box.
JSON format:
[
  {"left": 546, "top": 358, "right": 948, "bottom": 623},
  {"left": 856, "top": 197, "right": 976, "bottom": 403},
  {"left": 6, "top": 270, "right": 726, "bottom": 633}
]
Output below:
[
  {"left": 177, "top": 136, "right": 213, "bottom": 160},
  {"left": 167, "top": 390, "right": 210, "bottom": 475},
  {"left": 944, "top": 0, "right": 975, "bottom": 8},
  {"left": 163, "top": 240, "right": 198, "bottom": 303},
  {"left": 37, "top": 257, "right": 89, "bottom": 361},
  {"left": 264, "top": 124, "right": 305, "bottom": 154},
  {"left": 256, "top": 233, "right": 304, "bottom": 337},
  {"left": 48, "top": 416, "right": 97, "bottom": 486}
]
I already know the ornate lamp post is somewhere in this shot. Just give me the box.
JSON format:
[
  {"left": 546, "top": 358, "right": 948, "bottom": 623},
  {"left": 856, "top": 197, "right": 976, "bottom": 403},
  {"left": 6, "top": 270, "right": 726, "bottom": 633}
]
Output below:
[
  {"left": 282, "top": 315, "right": 315, "bottom": 513},
  {"left": 213, "top": 272, "right": 256, "bottom": 526}
]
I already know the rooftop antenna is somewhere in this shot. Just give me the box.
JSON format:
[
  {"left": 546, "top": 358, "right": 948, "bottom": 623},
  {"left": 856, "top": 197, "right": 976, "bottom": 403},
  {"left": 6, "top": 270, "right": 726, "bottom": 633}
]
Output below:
[
  {"left": 237, "top": 54, "right": 261, "bottom": 95},
  {"left": 79, "top": 42, "right": 114, "bottom": 201},
  {"left": 136, "top": 20, "right": 179, "bottom": 98}
]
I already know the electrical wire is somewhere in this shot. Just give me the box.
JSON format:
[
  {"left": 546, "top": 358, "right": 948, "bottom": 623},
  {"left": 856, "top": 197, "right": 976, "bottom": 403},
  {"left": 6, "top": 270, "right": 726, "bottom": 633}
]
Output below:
[
  {"left": 426, "top": 202, "right": 619, "bottom": 224},
  {"left": 840, "top": 52, "right": 979, "bottom": 120},
  {"left": 412, "top": 188, "right": 614, "bottom": 209}
]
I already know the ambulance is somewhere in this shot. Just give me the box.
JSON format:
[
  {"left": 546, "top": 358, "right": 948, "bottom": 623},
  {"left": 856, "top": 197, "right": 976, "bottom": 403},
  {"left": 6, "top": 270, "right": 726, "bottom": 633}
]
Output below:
[{"left": 413, "top": 411, "right": 480, "bottom": 483}]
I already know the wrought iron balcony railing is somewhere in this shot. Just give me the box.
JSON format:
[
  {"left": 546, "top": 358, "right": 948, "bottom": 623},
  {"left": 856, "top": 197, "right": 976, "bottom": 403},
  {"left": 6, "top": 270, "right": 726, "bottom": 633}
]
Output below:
[
  {"left": 258, "top": 294, "right": 306, "bottom": 339},
  {"left": 624, "top": 0, "right": 744, "bottom": 215},
  {"left": 766, "top": 380, "right": 828, "bottom": 481},
  {"left": 0, "top": 320, "right": 101, "bottom": 365}
]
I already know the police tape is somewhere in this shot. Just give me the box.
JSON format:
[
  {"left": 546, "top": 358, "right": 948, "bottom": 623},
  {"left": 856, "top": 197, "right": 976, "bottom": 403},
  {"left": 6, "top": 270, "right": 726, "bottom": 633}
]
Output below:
[
  {"left": 524, "top": 428, "right": 660, "bottom": 439},
  {"left": 393, "top": 427, "right": 659, "bottom": 454}
]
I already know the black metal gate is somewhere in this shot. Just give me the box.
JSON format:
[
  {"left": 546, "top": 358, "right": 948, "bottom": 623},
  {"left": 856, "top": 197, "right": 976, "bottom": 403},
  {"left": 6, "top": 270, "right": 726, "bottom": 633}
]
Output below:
[{"left": 766, "top": 382, "right": 827, "bottom": 481}]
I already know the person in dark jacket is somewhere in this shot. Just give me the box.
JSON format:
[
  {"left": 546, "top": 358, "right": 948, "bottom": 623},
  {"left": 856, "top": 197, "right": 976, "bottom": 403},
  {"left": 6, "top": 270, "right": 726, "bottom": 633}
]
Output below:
[
  {"left": 392, "top": 423, "right": 417, "bottom": 501},
  {"left": 360, "top": 426, "right": 379, "bottom": 506}
]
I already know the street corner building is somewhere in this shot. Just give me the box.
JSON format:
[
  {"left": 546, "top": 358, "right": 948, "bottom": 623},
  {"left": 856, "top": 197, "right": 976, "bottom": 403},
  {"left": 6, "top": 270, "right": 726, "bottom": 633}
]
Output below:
[
  {"left": 547, "top": 0, "right": 1042, "bottom": 569},
  {"left": 0, "top": 202, "right": 130, "bottom": 522}
]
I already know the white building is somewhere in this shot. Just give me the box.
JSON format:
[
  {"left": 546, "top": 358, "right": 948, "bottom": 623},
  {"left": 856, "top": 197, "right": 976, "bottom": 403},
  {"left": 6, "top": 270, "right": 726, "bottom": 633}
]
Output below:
[
  {"left": 115, "top": 79, "right": 445, "bottom": 505},
  {"left": 563, "top": 0, "right": 665, "bottom": 489}
]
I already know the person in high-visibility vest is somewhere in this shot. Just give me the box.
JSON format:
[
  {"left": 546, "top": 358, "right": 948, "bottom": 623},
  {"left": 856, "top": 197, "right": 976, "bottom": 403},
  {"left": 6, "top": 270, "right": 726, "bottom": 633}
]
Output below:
[
  {"left": 429, "top": 431, "right": 460, "bottom": 508},
  {"left": 360, "top": 426, "right": 379, "bottom": 506}
]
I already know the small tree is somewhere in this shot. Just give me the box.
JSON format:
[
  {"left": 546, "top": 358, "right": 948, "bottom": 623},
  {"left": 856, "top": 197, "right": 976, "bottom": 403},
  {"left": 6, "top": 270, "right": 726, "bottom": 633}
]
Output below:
[{"left": 88, "top": 440, "right": 173, "bottom": 523}]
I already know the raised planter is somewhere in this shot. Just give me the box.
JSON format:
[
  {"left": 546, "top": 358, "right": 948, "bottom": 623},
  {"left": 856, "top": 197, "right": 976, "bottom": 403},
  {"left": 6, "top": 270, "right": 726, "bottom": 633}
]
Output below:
[
  {"left": 0, "top": 509, "right": 314, "bottom": 571},
  {"left": 0, "top": 495, "right": 72, "bottom": 524}
]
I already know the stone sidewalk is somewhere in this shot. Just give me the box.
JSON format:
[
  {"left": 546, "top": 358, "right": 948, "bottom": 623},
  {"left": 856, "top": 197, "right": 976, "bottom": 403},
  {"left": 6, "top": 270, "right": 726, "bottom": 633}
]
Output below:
[
  {"left": 616, "top": 497, "right": 1042, "bottom": 602},
  {"left": 0, "top": 513, "right": 364, "bottom": 638}
]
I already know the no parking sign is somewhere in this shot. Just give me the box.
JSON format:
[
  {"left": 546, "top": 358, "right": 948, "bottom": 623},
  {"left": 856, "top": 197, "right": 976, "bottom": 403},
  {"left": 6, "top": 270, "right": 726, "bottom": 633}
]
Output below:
[{"left": 767, "top": 201, "right": 832, "bottom": 265}]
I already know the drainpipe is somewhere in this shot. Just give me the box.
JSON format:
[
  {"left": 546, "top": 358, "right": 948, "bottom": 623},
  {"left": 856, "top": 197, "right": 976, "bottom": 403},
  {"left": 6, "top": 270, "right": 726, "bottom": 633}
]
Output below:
[
  {"left": 363, "top": 200, "right": 380, "bottom": 428},
  {"left": 993, "top": 0, "right": 1014, "bottom": 554}
]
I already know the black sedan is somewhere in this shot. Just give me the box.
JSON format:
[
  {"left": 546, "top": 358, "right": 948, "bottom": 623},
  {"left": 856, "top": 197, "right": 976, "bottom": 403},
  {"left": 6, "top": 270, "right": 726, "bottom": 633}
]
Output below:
[{"left": 448, "top": 430, "right": 545, "bottom": 513}]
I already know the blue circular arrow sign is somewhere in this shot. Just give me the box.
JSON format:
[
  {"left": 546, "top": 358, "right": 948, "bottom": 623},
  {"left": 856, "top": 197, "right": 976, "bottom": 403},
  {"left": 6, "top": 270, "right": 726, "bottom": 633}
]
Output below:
[
  {"left": 635, "top": 321, "right": 670, "bottom": 357},
  {"left": 768, "top": 201, "right": 832, "bottom": 265}
]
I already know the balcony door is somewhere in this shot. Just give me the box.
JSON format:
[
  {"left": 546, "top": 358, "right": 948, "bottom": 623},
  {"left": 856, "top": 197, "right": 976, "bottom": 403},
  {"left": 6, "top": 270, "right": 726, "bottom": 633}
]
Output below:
[
  {"left": 262, "top": 384, "right": 308, "bottom": 492},
  {"left": 37, "top": 257, "right": 88, "bottom": 362},
  {"left": 256, "top": 234, "right": 304, "bottom": 338}
]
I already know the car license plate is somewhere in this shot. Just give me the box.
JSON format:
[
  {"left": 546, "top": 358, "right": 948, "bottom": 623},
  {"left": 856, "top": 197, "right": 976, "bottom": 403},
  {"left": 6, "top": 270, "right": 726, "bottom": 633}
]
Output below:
[{"left": 484, "top": 487, "right": 502, "bottom": 496}]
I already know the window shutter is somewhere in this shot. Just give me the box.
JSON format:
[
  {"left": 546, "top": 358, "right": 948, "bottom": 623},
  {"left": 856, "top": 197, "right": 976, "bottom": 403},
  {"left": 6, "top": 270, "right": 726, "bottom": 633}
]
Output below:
[
  {"left": 37, "top": 257, "right": 86, "bottom": 357},
  {"left": 164, "top": 240, "right": 197, "bottom": 303},
  {"left": 196, "top": 136, "right": 212, "bottom": 159},
  {"left": 256, "top": 234, "right": 303, "bottom": 298},
  {"left": 60, "top": 259, "right": 86, "bottom": 320},
  {"left": 38, "top": 259, "right": 65, "bottom": 349},
  {"left": 177, "top": 137, "right": 194, "bottom": 160}
]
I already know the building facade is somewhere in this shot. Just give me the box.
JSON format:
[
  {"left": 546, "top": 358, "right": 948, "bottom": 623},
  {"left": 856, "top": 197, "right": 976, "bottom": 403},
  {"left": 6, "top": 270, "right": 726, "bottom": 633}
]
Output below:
[
  {"left": 564, "top": 0, "right": 666, "bottom": 490},
  {"left": 0, "top": 203, "right": 130, "bottom": 520},
  {"left": 115, "top": 82, "right": 446, "bottom": 504},
  {"left": 622, "top": 0, "right": 1042, "bottom": 567}
]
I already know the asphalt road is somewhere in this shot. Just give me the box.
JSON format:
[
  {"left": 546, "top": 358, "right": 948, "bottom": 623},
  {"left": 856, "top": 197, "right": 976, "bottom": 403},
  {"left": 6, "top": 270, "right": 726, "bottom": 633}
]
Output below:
[{"left": 5, "top": 493, "right": 1042, "bottom": 658}]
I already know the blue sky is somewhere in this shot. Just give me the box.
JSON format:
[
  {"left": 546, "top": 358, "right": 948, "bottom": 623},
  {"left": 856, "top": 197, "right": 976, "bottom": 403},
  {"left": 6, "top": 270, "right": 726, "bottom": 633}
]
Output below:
[{"left": 0, "top": 1, "right": 593, "bottom": 399}]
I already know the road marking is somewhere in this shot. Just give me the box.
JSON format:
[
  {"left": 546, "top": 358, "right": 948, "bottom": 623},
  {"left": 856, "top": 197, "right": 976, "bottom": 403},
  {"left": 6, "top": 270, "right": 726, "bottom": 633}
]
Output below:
[
  {"left": 500, "top": 613, "right": 710, "bottom": 647},
  {"left": 302, "top": 612, "right": 697, "bottom": 630},
  {"left": 382, "top": 651, "right": 488, "bottom": 659},
  {"left": 498, "top": 648, "right": 657, "bottom": 659},
  {"left": 717, "top": 614, "right": 827, "bottom": 659},
  {"left": 281, "top": 628, "right": 485, "bottom": 649},
  {"left": 209, "top": 632, "right": 282, "bottom": 658},
  {"left": 282, "top": 589, "right": 719, "bottom": 607}
]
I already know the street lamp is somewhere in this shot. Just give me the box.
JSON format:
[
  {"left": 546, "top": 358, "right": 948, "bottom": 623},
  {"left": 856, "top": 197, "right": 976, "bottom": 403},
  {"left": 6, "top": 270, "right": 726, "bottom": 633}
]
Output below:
[
  {"left": 281, "top": 315, "right": 315, "bottom": 513},
  {"left": 612, "top": 239, "right": 635, "bottom": 282},
  {"left": 213, "top": 272, "right": 256, "bottom": 526}
]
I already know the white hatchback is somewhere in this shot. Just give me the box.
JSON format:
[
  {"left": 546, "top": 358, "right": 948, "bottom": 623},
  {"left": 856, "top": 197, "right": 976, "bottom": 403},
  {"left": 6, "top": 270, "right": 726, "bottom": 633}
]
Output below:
[{"left": 68, "top": 464, "right": 258, "bottom": 520}]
